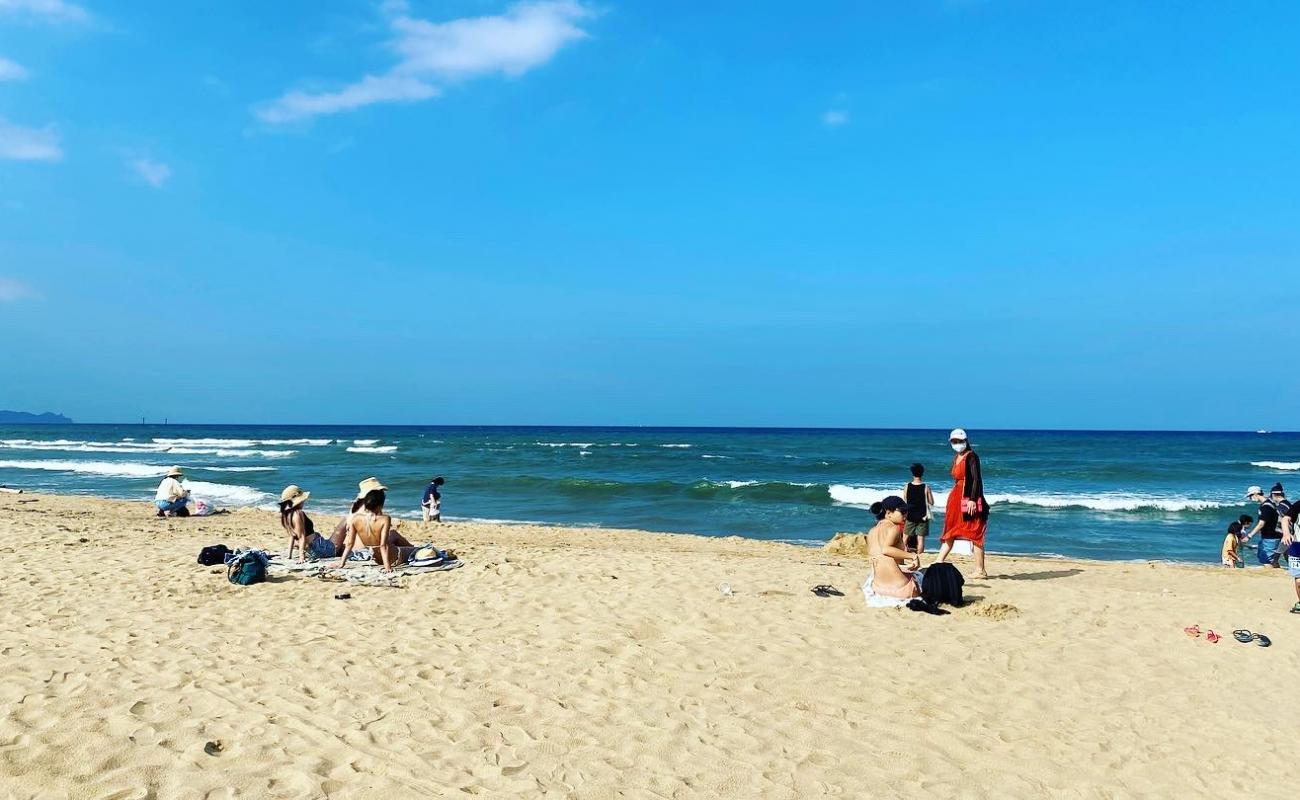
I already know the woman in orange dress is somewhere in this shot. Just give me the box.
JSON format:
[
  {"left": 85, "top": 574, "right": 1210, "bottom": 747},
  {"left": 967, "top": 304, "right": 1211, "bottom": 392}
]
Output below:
[{"left": 936, "top": 428, "right": 989, "bottom": 578}]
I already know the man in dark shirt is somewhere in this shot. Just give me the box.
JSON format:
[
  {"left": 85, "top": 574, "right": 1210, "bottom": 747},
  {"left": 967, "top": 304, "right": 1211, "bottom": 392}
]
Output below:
[
  {"left": 1280, "top": 501, "right": 1300, "bottom": 613},
  {"left": 1243, "top": 486, "right": 1281, "bottom": 567},
  {"left": 421, "top": 476, "right": 445, "bottom": 525}
]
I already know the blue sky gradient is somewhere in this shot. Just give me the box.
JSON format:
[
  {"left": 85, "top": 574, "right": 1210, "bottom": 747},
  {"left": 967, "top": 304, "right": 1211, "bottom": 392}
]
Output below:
[{"left": 1, "top": 1, "right": 1297, "bottom": 428}]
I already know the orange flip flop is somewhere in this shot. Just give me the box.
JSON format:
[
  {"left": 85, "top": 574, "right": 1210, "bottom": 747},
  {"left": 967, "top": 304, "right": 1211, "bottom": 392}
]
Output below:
[
  {"left": 1184, "top": 625, "right": 1201, "bottom": 638},
  {"left": 1206, "top": 630, "right": 1222, "bottom": 643}
]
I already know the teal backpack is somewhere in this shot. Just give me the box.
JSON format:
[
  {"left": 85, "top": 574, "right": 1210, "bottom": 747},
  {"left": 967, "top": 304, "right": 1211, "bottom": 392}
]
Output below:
[{"left": 226, "top": 550, "right": 268, "bottom": 586}]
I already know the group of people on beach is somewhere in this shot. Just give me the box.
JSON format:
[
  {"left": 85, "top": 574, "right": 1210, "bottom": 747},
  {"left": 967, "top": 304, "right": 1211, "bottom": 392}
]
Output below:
[
  {"left": 862, "top": 428, "right": 990, "bottom": 599},
  {"left": 155, "top": 467, "right": 448, "bottom": 573},
  {"left": 1222, "top": 481, "right": 1300, "bottom": 613}
]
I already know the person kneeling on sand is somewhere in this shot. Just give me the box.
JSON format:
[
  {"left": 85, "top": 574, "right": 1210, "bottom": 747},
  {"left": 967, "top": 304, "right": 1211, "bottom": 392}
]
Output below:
[
  {"left": 867, "top": 496, "right": 921, "bottom": 599},
  {"left": 154, "top": 466, "right": 190, "bottom": 517},
  {"left": 337, "top": 478, "right": 419, "bottom": 573},
  {"left": 280, "top": 485, "right": 345, "bottom": 563}
]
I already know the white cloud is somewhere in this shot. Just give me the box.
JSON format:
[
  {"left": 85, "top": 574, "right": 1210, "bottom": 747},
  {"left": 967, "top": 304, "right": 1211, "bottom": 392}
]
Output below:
[
  {"left": 257, "top": 0, "right": 593, "bottom": 124},
  {"left": 0, "top": 0, "right": 90, "bottom": 24},
  {"left": 0, "top": 56, "right": 28, "bottom": 81},
  {"left": 821, "top": 109, "right": 849, "bottom": 127},
  {"left": 257, "top": 74, "right": 439, "bottom": 124},
  {"left": 0, "top": 117, "right": 61, "bottom": 161},
  {"left": 0, "top": 277, "right": 33, "bottom": 302},
  {"left": 129, "top": 157, "right": 171, "bottom": 188}
]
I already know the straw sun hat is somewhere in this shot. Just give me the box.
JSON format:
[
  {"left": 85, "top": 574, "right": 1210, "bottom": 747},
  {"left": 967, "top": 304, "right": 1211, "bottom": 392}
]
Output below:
[
  {"left": 356, "top": 477, "right": 388, "bottom": 499},
  {"left": 279, "top": 485, "right": 311, "bottom": 508},
  {"left": 165, "top": 466, "right": 184, "bottom": 477}
]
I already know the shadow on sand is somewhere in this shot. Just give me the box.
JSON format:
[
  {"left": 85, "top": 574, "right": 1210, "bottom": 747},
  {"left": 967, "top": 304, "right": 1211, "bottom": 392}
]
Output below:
[{"left": 990, "top": 568, "right": 1083, "bottom": 581}]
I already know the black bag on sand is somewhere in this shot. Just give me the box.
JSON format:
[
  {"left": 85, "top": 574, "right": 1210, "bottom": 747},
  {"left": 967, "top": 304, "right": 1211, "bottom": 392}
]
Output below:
[
  {"left": 197, "top": 544, "right": 231, "bottom": 566},
  {"left": 921, "top": 562, "right": 966, "bottom": 607}
]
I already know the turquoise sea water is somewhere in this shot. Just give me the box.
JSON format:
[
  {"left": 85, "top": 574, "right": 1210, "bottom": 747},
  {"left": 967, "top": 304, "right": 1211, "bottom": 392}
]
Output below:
[{"left": 2, "top": 425, "right": 1297, "bottom": 563}]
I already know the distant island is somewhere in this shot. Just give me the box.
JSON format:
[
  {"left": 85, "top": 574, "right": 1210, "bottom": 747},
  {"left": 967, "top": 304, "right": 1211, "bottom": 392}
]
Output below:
[{"left": 0, "top": 410, "right": 73, "bottom": 424}]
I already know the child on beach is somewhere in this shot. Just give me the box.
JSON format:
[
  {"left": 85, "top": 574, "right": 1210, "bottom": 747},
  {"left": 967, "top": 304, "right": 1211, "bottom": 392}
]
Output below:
[
  {"left": 1222, "top": 521, "right": 1244, "bottom": 568},
  {"left": 421, "top": 476, "right": 444, "bottom": 524},
  {"left": 901, "top": 463, "right": 935, "bottom": 555}
]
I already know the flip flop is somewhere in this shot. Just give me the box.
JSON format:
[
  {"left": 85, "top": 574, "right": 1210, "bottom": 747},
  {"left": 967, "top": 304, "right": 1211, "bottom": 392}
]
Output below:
[
  {"left": 811, "top": 585, "right": 844, "bottom": 597},
  {"left": 1253, "top": 633, "right": 1272, "bottom": 648},
  {"left": 1233, "top": 629, "right": 1254, "bottom": 643},
  {"left": 1183, "top": 625, "right": 1201, "bottom": 638},
  {"left": 1206, "top": 630, "right": 1222, "bottom": 643}
]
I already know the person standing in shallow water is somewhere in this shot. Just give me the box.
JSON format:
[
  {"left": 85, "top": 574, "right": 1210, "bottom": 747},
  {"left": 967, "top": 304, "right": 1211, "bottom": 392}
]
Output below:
[{"left": 935, "top": 428, "right": 989, "bottom": 578}]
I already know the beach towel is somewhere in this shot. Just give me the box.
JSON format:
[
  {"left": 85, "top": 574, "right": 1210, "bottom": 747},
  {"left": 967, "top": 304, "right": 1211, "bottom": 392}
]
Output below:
[
  {"left": 861, "top": 569, "right": 924, "bottom": 609},
  {"left": 264, "top": 553, "right": 464, "bottom": 586}
]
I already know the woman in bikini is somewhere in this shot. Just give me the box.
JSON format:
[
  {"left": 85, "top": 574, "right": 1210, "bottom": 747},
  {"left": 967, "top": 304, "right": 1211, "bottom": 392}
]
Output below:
[
  {"left": 867, "top": 495, "right": 921, "bottom": 599},
  {"left": 336, "top": 478, "right": 417, "bottom": 572},
  {"left": 279, "top": 485, "right": 345, "bottom": 563}
]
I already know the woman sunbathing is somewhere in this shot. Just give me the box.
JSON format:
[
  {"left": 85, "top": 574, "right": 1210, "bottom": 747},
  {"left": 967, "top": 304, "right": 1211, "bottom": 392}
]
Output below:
[
  {"left": 279, "top": 485, "right": 345, "bottom": 562},
  {"left": 336, "top": 478, "right": 418, "bottom": 573},
  {"left": 867, "top": 495, "right": 921, "bottom": 599}
]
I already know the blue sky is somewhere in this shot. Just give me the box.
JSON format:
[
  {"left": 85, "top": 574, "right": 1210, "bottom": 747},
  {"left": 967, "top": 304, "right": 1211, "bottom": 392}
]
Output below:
[{"left": 1, "top": 0, "right": 1297, "bottom": 429}]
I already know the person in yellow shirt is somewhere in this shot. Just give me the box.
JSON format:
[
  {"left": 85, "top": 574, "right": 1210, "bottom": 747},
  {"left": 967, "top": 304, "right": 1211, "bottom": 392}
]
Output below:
[
  {"left": 154, "top": 466, "right": 190, "bottom": 518},
  {"left": 1221, "top": 521, "right": 1243, "bottom": 568}
]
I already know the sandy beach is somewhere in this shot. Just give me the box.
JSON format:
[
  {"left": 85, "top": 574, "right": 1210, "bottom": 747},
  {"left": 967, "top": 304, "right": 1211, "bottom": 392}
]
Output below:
[{"left": 1, "top": 492, "right": 1297, "bottom": 799}]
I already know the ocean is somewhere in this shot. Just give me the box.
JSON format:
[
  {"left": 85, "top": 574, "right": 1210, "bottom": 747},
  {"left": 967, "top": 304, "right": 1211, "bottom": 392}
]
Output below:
[{"left": 2, "top": 425, "right": 1296, "bottom": 563}]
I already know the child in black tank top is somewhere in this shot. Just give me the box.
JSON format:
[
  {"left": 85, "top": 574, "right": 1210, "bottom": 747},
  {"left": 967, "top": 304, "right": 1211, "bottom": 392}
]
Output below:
[{"left": 902, "top": 463, "right": 936, "bottom": 554}]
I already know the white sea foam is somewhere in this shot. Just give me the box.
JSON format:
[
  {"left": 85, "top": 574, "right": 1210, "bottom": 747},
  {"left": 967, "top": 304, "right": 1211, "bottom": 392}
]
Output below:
[
  {"left": 0, "top": 459, "right": 171, "bottom": 478},
  {"left": 201, "top": 466, "right": 277, "bottom": 472},
  {"left": 152, "top": 437, "right": 258, "bottom": 448},
  {"left": 184, "top": 480, "right": 275, "bottom": 507},
  {"left": 534, "top": 442, "right": 595, "bottom": 448},
  {"left": 828, "top": 483, "right": 1227, "bottom": 513},
  {"left": 257, "top": 438, "right": 332, "bottom": 446},
  {"left": 660, "top": 444, "right": 692, "bottom": 448},
  {"left": 346, "top": 445, "right": 397, "bottom": 454},
  {"left": 579, "top": 451, "right": 592, "bottom": 456},
  {"left": 163, "top": 447, "right": 297, "bottom": 458},
  {"left": 1252, "top": 461, "right": 1300, "bottom": 471},
  {"left": 701, "top": 454, "right": 731, "bottom": 459},
  {"left": 352, "top": 439, "right": 379, "bottom": 446}
]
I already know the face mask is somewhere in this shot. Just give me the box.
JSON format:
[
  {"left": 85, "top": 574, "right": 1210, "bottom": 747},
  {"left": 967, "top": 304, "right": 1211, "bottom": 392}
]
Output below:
[{"left": 951, "top": 442, "right": 967, "bottom": 453}]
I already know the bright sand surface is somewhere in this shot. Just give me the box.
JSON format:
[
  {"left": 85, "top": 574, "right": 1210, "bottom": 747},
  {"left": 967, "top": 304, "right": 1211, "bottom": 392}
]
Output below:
[{"left": 1, "top": 493, "right": 1298, "bottom": 799}]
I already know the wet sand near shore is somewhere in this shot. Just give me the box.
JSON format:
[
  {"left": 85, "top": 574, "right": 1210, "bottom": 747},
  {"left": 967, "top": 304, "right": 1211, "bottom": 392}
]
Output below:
[{"left": 1, "top": 492, "right": 1296, "bottom": 799}]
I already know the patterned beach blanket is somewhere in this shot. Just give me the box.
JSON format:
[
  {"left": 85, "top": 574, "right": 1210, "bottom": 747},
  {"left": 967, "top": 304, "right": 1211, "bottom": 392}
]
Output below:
[{"left": 266, "top": 553, "right": 464, "bottom": 587}]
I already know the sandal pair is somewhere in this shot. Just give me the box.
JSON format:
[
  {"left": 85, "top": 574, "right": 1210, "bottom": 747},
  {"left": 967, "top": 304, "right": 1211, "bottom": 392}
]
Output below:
[
  {"left": 1183, "top": 625, "right": 1222, "bottom": 643},
  {"left": 1232, "top": 629, "right": 1272, "bottom": 647}
]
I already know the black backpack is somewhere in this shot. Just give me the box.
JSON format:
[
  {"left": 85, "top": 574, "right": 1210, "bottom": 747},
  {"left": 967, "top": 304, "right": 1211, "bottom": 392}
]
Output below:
[
  {"left": 197, "top": 544, "right": 231, "bottom": 566},
  {"left": 921, "top": 562, "right": 965, "bottom": 607}
]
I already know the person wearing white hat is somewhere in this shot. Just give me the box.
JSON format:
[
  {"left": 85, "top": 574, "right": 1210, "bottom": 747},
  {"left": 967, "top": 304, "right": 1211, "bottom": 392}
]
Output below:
[
  {"left": 337, "top": 477, "right": 418, "bottom": 572},
  {"left": 1242, "top": 485, "right": 1282, "bottom": 567},
  {"left": 935, "top": 429, "right": 990, "bottom": 578},
  {"left": 154, "top": 466, "right": 190, "bottom": 518}
]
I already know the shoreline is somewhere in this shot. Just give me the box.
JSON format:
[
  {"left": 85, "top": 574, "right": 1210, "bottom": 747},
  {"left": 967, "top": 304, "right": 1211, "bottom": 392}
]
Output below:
[
  {"left": 0, "top": 486, "right": 1244, "bottom": 568},
  {"left": 3, "top": 491, "right": 1299, "bottom": 797}
]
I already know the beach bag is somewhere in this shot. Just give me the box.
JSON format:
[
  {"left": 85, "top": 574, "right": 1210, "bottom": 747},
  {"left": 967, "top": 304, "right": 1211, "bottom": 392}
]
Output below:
[
  {"left": 192, "top": 497, "right": 216, "bottom": 517},
  {"left": 921, "top": 562, "right": 965, "bottom": 606},
  {"left": 226, "top": 550, "right": 268, "bottom": 586},
  {"left": 197, "top": 544, "right": 231, "bottom": 566}
]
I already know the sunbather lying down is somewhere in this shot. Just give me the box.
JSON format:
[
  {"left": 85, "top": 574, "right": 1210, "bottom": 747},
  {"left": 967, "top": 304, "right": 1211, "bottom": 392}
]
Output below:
[{"left": 336, "top": 480, "right": 455, "bottom": 572}]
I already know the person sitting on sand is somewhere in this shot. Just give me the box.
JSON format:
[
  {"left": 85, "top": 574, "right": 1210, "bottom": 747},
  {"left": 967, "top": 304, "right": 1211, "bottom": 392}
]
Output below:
[
  {"left": 154, "top": 466, "right": 190, "bottom": 517},
  {"left": 336, "top": 478, "right": 418, "bottom": 573},
  {"left": 1221, "top": 521, "right": 1244, "bottom": 568},
  {"left": 867, "top": 496, "right": 921, "bottom": 599},
  {"left": 280, "top": 485, "right": 344, "bottom": 563}
]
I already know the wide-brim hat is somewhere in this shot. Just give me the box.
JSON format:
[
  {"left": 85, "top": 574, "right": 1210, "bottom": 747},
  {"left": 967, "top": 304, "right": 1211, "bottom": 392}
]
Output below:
[
  {"left": 280, "top": 485, "right": 310, "bottom": 507},
  {"left": 356, "top": 477, "right": 388, "bottom": 499},
  {"left": 166, "top": 466, "right": 184, "bottom": 477}
]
